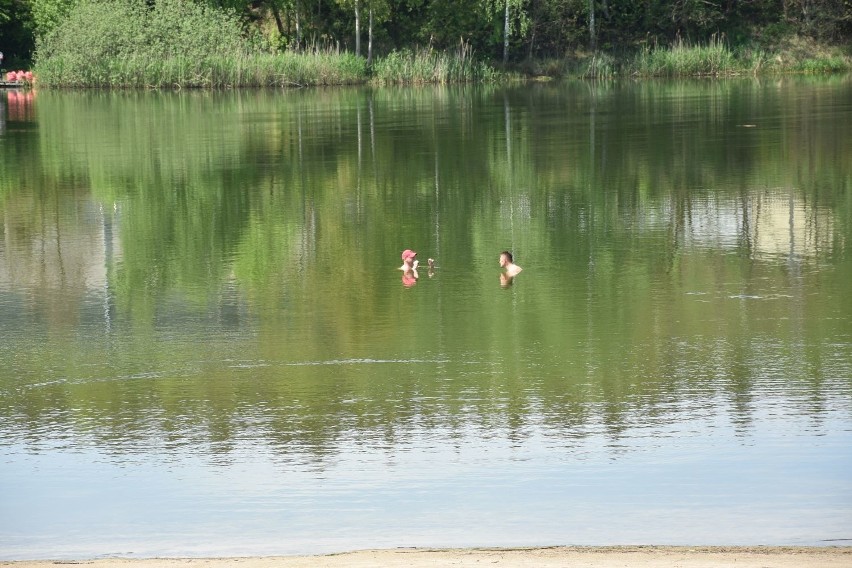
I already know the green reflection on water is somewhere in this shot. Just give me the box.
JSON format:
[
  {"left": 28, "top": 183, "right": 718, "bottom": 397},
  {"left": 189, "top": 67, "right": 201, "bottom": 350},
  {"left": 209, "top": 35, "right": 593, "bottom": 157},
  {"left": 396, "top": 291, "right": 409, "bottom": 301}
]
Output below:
[{"left": 1, "top": 77, "right": 851, "bottom": 461}]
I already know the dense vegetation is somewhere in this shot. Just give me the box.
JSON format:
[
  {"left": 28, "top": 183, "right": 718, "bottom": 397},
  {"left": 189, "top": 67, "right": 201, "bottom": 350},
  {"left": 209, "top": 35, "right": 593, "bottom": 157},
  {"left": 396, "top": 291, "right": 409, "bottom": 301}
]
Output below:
[{"left": 1, "top": 0, "right": 850, "bottom": 85}]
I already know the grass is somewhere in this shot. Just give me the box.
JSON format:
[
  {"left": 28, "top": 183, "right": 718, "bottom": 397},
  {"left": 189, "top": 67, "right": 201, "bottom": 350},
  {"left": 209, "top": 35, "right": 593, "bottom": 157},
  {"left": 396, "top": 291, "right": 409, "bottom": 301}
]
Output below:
[
  {"left": 628, "top": 36, "right": 739, "bottom": 76},
  {"left": 32, "top": 37, "right": 850, "bottom": 89},
  {"left": 370, "top": 42, "right": 501, "bottom": 85},
  {"left": 579, "top": 52, "right": 618, "bottom": 79},
  {"left": 792, "top": 56, "right": 849, "bottom": 73},
  {"left": 35, "top": 46, "right": 503, "bottom": 88},
  {"left": 557, "top": 34, "right": 851, "bottom": 79},
  {"left": 35, "top": 49, "right": 368, "bottom": 88}
]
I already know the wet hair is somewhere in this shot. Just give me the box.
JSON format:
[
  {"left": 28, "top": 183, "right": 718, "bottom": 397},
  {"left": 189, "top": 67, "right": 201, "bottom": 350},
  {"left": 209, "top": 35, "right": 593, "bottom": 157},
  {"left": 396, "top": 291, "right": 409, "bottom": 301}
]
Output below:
[{"left": 500, "top": 250, "right": 513, "bottom": 263}]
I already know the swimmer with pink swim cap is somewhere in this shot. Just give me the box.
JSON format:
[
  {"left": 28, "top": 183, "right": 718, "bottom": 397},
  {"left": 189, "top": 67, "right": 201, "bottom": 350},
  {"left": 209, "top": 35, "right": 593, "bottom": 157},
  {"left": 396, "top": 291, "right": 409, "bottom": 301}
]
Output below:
[{"left": 399, "top": 249, "right": 435, "bottom": 287}]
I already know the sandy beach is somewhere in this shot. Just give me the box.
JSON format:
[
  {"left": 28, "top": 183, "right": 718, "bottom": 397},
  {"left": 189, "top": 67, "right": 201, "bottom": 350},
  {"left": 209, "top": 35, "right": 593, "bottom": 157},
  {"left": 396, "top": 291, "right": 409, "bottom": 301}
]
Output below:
[{"left": 4, "top": 547, "right": 852, "bottom": 568}]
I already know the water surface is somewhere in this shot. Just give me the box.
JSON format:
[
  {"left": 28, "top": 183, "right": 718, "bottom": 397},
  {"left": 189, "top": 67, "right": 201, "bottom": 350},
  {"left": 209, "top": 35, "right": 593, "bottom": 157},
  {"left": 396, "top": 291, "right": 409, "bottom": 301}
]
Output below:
[{"left": 1, "top": 77, "right": 851, "bottom": 559}]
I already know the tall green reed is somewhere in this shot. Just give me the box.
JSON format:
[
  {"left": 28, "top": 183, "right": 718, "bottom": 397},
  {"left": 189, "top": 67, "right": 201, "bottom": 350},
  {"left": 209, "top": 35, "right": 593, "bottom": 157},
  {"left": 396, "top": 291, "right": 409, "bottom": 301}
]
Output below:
[
  {"left": 371, "top": 41, "right": 500, "bottom": 85},
  {"left": 629, "top": 35, "right": 739, "bottom": 76}
]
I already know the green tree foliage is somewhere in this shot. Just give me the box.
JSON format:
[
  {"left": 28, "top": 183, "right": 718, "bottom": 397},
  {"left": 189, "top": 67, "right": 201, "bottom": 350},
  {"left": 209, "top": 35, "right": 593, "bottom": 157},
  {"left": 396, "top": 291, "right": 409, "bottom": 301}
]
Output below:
[
  {"left": 0, "top": 0, "right": 35, "bottom": 66},
  {"left": 36, "top": 0, "right": 246, "bottom": 62},
  {"left": 478, "top": 0, "right": 529, "bottom": 62},
  {"left": 0, "top": 0, "right": 11, "bottom": 21},
  {"left": 394, "top": 0, "right": 492, "bottom": 51},
  {"left": 783, "top": 0, "right": 852, "bottom": 40},
  {"left": 29, "top": 0, "right": 74, "bottom": 36},
  {"left": 34, "top": 0, "right": 249, "bottom": 84}
]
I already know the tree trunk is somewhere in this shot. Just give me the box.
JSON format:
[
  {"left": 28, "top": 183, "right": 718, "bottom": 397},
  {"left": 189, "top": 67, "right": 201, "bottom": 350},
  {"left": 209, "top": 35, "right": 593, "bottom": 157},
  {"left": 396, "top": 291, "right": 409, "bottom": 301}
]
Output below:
[
  {"left": 589, "top": 0, "right": 596, "bottom": 50},
  {"left": 527, "top": 0, "right": 539, "bottom": 61},
  {"left": 271, "top": 3, "right": 285, "bottom": 38},
  {"left": 295, "top": 3, "right": 301, "bottom": 52},
  {"left": 368, "top": 5, "right": 373, "bottom": 65},
  {"left": 503, "top": 0, "right": 510, "bottom": 64},
  {"left": 355, "top": 0, "right": 361, "bottom": 56}
]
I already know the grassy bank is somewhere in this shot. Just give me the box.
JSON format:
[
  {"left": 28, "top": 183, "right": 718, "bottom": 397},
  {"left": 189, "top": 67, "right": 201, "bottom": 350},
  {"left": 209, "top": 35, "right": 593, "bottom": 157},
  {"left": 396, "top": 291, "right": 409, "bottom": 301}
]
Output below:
[
  {"left": 34, "top": 45, "right": 511, "bottom": 88},
  {"left": 32, "top": 46, "right": 852, "bottom": 88},
  {"left": 370, "top": 42, "right": 500, "bottom": 85},
  {"left": 561, "top": 35, "right": 851, "bottom": 79},
  {"left": 34, "top": 48, "right": 503, "bottom": 88},
  {"left": 35, "top": 51, "right": 367, "bottom": 88},
  {"left": 23, "top": 0, "right": 852, "bottom": 88},
  {"left": 34, "top": 43, "right": 848, "bottom": 89}
]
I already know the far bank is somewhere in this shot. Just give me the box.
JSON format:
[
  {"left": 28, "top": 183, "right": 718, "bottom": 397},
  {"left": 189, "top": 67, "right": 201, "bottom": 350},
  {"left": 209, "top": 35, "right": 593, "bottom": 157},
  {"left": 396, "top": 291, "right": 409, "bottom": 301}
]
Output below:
[
  {"left": 32, "top": 39, "right": 852, "bottom": 89},
  {"left": 29, "top": 0, "right": 852, "bottom": 89}
]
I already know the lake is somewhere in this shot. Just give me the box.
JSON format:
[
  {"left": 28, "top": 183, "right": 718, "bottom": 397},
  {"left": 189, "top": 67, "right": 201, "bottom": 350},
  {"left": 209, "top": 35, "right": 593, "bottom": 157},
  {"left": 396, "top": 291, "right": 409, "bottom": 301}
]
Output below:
[{"left": 1, "top": 77, "right": 851, "bottom": 559}]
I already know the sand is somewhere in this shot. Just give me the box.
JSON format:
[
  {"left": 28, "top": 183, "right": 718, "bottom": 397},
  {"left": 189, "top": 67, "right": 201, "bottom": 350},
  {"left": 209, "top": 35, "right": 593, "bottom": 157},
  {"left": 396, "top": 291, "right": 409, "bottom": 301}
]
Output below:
[{"left": 4, "top": 547, "right": 852, "bottom": 568}]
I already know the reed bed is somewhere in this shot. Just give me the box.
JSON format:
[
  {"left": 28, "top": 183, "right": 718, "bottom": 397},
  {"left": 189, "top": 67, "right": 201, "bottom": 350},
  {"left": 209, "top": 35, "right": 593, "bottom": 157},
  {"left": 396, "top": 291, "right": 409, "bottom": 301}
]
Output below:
[
  {"left": 36, "top": 48, "right": 505, "bottom": 89},
  {"left": 578, "top": 52, "right": 618, "bottom": 79},
  {"left": 36, "top": 47, "right": 502, "bottom": 88},
  {"left": 629, "top": 36, "right": 739, "bottom": 76},
  {"left": 371, "top": 42, "right": 500, "bottom": 85},
  {"left": 35, "top": 51, "right": 368, "bottom": 88},
  {"left": 791, "top": 55, "right": 849, "bottom": 73},
  {"left": 620, "top": 35, "right": 850, "bottom": 77}
]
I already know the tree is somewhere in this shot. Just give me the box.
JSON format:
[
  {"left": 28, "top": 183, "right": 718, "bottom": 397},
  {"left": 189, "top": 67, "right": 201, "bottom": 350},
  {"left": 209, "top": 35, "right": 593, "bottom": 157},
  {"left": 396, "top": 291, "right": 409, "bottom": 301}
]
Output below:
[
  {"left": 363, "top": 0, "right": 389, "bottom": 64},
  {"left": 588, "top": 0, "right": 595, "bottom": 49},
  {"left": 268, "top": 0, "right": 305, "bottom": 52},
  {"left": 367, "top": 1, "right": 372, "bottom": 62},
  {"left": 0, "top": 0, "right": 35, "bottom": 65},
  {"left": 0, "top": 0, "right": 12, "bottom": 22},
  {"left": 334, "top": 0, "right": 360, "bottom": 55},
  {"left": 29, "top": 0, "right": 76, "bottom": 36},
  {"left": 481, "top": 0, "right": 528, "bottom": 62}
]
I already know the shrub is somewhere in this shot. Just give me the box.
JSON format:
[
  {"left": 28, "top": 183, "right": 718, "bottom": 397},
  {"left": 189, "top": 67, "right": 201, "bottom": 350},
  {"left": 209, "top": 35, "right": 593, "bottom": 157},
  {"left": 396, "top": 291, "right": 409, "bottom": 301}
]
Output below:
[{"left": 34, "top": 0, "right": 248, "bottom": 87}]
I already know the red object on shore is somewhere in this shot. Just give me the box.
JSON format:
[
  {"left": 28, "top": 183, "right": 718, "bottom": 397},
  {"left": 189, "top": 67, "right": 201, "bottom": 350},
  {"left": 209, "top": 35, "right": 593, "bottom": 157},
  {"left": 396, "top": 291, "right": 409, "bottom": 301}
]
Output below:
[{"left": 4, "top": 70, "right": 35, "bottom": 84}]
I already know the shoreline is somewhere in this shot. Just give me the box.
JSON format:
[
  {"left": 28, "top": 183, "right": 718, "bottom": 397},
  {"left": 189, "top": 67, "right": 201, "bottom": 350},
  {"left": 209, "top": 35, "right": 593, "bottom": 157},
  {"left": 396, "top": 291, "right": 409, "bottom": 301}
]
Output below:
[{"left": 4, "top": 546, "right": 852, "bottom": 567}]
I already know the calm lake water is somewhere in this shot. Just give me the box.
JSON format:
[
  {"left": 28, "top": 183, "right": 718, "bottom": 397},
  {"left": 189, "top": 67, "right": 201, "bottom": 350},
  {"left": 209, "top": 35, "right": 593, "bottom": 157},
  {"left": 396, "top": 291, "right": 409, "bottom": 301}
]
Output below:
[{"left": 1, "top": 77, "right": 851, "bottom": 559}]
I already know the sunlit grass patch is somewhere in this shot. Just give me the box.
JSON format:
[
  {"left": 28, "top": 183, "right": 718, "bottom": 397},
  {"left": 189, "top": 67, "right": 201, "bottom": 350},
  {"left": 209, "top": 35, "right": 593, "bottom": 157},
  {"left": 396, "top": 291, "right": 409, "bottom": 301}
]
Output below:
[
  {"left": 630, "top": 36, "right": 739, "bottom": 77},
  {"left": 371, "top": 42, "right": 500, "bottom": 85}
]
